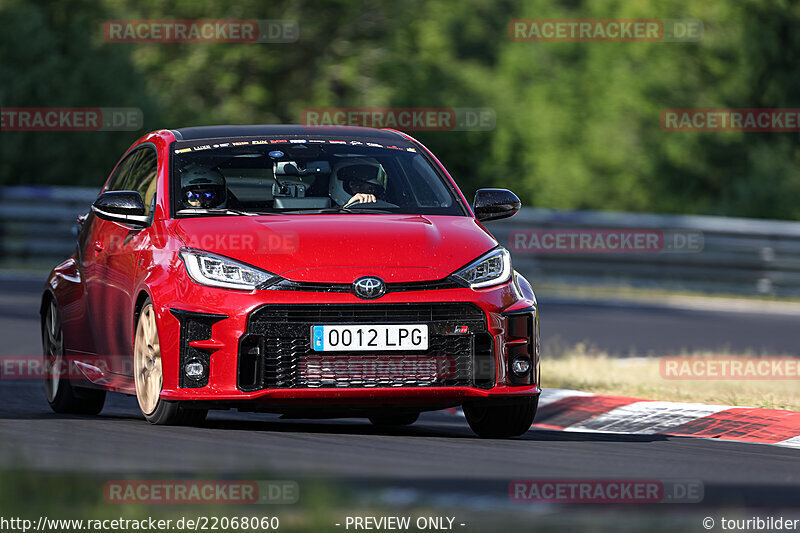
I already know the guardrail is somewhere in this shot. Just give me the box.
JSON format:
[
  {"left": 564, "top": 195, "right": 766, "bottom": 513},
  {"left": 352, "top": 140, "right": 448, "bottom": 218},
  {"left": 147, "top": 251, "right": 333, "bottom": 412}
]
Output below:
[
  {"left": 0, "top": 186, "right": 98, "bottom": 264},
  {"left": 488, "top": 208, "right": 800, "bottom": 297},
  {"left": 2, "top": 186, "right": 800, "bottom": 298}
]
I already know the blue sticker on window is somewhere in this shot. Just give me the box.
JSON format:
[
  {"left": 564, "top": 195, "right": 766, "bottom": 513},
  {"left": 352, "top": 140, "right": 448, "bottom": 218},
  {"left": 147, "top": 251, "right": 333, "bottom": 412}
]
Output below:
[
  {"left": 312, "top": 326, "right": 324, "bottom": 351},
  {"left": 268, "top": 150, "right": 284, "bottom": 158}
]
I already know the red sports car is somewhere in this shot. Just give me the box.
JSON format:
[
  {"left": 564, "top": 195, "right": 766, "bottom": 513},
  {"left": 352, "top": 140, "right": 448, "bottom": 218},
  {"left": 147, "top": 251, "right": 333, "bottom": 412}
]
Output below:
[{"left": 41, "top": 125, "right": 540, "bottom": 438}]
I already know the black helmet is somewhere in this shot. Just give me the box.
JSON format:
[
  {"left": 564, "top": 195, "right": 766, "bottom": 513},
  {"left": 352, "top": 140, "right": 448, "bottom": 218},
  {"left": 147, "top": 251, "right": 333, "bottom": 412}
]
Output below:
[{"left": 180, "top": 165, "right": 226, "bottom": 208}]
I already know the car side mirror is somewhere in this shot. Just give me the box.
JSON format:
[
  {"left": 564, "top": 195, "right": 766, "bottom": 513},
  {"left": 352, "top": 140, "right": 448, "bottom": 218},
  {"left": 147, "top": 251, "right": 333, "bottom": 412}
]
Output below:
[
  {"left": 473, "top": 188, "right": 521, "bottom": 222},
  {"left": 91, "top": 191, "right": 148, "bottom": 226}
]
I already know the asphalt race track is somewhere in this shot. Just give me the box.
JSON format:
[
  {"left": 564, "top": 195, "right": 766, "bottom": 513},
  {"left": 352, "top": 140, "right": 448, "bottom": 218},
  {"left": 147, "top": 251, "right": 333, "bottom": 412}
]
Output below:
[
  {"left": 543, "top": 298, "right": 800, "bottom": 355},
  {"left": 1, "top": 278, "right": 799, "bottom": 509}
]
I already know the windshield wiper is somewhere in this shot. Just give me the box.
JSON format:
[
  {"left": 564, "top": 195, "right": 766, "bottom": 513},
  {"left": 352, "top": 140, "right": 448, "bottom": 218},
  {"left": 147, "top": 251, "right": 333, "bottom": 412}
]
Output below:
[
  {"left": 314, "top": 206, "right": 396, "bottom": 214},
  {"left": 176, "top": 208, "right": 267, "bottom": 217}
]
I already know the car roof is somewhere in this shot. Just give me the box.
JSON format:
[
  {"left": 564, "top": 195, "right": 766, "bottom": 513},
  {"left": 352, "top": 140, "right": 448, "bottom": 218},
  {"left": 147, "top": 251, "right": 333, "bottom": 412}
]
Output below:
[{"left": 170, "top": 125, "right": 407, "bottom": 142}]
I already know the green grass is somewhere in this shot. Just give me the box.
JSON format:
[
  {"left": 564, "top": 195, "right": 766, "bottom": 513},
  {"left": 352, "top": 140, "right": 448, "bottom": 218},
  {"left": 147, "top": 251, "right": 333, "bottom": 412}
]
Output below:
[{"left": 546, "top": 346, "right": 800, "bottom": 411}]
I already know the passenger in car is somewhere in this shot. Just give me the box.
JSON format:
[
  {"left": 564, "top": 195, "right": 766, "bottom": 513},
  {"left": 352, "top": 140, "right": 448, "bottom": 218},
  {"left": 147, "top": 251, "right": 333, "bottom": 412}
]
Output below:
[{"left": 328, "top": 159, "right": 387, "bottom": 207}]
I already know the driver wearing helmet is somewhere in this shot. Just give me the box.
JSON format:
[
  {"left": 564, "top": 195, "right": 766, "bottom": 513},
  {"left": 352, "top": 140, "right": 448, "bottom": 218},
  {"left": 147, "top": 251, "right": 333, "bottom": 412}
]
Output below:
[
  {"left": 180, "top": 165, "right": 227, "bottom": 209},
  {"left": 329, "top": 159, "right": 387, "bottom": 207}
]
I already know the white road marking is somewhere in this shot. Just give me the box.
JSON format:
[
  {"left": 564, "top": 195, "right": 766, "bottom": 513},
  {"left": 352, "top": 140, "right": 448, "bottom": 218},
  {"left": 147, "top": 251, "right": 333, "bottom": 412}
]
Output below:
[
  {"left": 572, "top": 401, "right": 731, "bottom": 434},
  {"left": 774, "top": 436, "right": 800, "bottom": 449},
  {"left": 537, "top": 388, "right": 595, "bottom": 407}
]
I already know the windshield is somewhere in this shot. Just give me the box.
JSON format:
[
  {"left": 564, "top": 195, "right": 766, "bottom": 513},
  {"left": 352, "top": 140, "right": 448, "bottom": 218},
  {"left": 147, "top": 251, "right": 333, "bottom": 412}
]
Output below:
[{"left": 171, "top": 136, "right": 466, "bottom": 217}]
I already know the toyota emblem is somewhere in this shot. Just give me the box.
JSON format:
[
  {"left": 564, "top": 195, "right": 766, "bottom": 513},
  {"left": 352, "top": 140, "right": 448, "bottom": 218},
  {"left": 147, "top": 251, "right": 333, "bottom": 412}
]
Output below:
[{"left": 353, "top": 276, "right": 386, "bottom": 300}]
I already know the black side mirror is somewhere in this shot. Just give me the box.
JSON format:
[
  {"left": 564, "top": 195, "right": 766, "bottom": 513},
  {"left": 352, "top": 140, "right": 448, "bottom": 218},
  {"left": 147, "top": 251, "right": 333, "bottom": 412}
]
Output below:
[
  {"left": 91, "top": 191, "right": 148, "bottom": 226},
  {"left": 473, "top": 188, "right": 521, "bottom": 222}
]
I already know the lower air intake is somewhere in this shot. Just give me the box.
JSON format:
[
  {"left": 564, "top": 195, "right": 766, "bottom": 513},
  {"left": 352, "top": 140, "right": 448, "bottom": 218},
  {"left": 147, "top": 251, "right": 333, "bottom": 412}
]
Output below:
[{"left": 237, "top": 303, "right": 493, "bottom": 390}]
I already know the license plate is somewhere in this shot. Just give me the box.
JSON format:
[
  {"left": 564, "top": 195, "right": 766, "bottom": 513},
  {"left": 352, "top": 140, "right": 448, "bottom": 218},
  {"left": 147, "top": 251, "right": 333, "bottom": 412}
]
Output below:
[{"left": 311, "top": 324, "right": 429, "bottom": 352}]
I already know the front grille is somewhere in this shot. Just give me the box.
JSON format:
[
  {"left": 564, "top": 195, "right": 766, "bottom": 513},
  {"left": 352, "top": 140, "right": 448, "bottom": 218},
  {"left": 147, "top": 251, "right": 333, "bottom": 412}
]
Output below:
[
  {"left": 267, "top": 278, "right": 463, "bottom": 294},
  {"left": 238, "top": 304, "right": 494, "bottom": 390},
  {"left": 248, "top": 303, "right": 482, "bottom": 324}
]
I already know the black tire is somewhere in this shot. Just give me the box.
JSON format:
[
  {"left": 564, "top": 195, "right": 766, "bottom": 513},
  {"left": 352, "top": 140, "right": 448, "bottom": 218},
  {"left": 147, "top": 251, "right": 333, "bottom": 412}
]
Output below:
[
  {"left": 463, "top": 396, "right": 538, "bottom": 439},
  {"left": 41, "top": 297, "right": 106, "bottom": 415},
  {"left": 368, "top": 411, "right": 420, "bottom": 427},
  {"left": 134, "top": 298, "right": 208, "bottom": 426},
  {"left": 144, "top": 400, "right": 208, "bottom": 426}
]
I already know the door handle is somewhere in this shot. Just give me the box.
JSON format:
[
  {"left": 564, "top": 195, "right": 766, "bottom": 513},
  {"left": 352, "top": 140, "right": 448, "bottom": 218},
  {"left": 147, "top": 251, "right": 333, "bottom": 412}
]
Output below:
[
  {"left": 94, "top": 240, "right": 104, "bottom": 252},
  {"left": 73, "top": 213, "right": 88, "bottom": 237}
]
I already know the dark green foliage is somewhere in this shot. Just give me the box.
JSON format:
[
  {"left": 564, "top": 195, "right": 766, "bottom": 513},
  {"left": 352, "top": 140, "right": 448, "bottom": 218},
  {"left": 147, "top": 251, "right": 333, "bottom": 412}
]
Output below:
[{"left": 1, "top": 0, "right": 799, "bottom": 218}]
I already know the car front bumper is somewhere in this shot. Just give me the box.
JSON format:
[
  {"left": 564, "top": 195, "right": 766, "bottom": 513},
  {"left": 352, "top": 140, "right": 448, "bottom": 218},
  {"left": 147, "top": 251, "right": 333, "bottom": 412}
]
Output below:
[{"left": 151, "top": 276, "right": 540, "bottom": 407}]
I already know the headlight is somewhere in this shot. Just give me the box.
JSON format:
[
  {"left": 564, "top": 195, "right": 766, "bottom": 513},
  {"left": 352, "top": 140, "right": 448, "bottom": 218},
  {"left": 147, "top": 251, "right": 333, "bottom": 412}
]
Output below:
[
  {"left": 179, "top": 249, "right": 279, "bottom": 290},
  {"left": 452, "top": 248, "right": 512, "bottom": 289}
]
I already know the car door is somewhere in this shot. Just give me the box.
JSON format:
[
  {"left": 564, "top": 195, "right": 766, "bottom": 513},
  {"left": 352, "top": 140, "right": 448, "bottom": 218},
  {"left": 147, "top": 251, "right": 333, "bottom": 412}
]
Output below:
[
  {"left": 98, "top": 146, "right": 159, "bottom": 375},
  {"left": 82, "top": 147, "right": 158, "bottom": 375},
  {"left": 79, "top": 149, "right": 141, "bottom": 362}
]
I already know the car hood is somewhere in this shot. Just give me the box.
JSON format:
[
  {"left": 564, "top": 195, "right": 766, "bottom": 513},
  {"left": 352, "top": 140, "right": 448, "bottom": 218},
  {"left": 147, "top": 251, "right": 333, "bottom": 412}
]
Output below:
[{"left": 172, "top": 214, "right": 497, "bottom": 283}]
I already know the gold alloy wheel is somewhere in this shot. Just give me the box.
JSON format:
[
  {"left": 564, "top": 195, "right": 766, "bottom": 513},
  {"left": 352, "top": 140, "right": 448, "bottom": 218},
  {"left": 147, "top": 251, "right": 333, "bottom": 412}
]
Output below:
[
  {"left": 134, "top": 303, "right": 162, "bottom": 415},
  {"left": 43, "top": 299, "right": 62, "bottom": 403}
]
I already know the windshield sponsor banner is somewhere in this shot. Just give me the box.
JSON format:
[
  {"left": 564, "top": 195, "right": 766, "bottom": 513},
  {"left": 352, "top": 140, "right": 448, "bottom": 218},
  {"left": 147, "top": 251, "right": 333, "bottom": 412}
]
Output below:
[
  {"left": 103, "top": 20, "right": 298, "bottom": 43},
  {"left": 0, "top": 107, "right": 142, "bottom": 131},
  {"left": 173, "top": 138, "right": 417, "bottom": 152}
]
